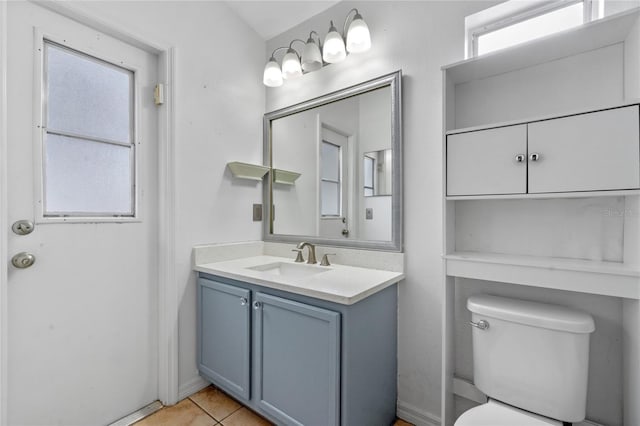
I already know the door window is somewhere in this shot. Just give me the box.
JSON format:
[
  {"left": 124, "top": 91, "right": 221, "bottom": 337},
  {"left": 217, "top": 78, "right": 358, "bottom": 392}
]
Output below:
[{"left": 42, "top": 41, "right": 135, "bottom": 217}]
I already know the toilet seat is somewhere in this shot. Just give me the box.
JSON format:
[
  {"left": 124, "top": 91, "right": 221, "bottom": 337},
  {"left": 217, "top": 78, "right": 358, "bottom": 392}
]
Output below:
[{"left": 455, "top": 400, "right": 562, "bottom": 426}]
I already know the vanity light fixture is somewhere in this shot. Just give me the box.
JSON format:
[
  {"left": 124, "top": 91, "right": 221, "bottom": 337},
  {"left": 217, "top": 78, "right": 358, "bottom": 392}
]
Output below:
[{"left": 262, "top": 8, "right": 371, "bottom": 87}]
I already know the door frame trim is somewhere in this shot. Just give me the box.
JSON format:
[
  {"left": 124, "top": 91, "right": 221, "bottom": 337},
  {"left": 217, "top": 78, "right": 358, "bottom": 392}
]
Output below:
[
  {"left": 0, "top": 1, "right": 8, "bottom": 424},
  {"left": 0, "top": 4, "right": 180, "bottom": 423}
]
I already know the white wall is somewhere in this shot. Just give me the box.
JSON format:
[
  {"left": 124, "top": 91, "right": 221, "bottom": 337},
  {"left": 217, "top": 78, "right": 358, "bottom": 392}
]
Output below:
[
  {"left": 266, "top": 1, "right": 501, "bottom": 422},
  {"left": 63, "top": 0, "right": 266, "bottom": 397}
]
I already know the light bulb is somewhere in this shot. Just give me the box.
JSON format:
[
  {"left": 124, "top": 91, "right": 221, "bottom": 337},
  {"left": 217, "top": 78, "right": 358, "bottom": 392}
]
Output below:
[
  {"left": 281, "top": 48, "right": 302, "bottom": 79},
  {"left": 263, "top": 58, "right": 283, "bottom": 87},
  {"left": 346, "top": 13, "right": 371, "bottom": 53},
  {"left": 322, "top": 21, "right": 346, "bottom": 63},
  {"left": 302, "top": 39, "right": 322, "bottom": 72}
]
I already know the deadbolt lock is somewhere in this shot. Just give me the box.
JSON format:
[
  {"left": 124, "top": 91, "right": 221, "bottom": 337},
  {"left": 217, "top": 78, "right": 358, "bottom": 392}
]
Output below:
[{"left": 12, "top": 220, "right": 34, "bottom": 236}]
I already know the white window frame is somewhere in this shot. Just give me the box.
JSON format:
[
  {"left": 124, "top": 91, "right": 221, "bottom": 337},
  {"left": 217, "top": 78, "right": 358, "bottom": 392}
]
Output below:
[
  {"left": 34, "top": 29, "right": 141, "bottom": 223},
  {"left": 465, "top": 0, "right": 602, "bottom": 59},
  {"left": 363, "top": 154, "right": 375, "bottom": 196}
]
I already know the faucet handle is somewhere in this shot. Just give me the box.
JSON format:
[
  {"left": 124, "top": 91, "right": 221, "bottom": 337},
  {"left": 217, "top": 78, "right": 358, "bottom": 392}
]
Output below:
[
  {"left": 292, "top": 249, "right": 305, "bottom": 263},
  {"left": 320, "top": 253, "right": 335, "bottom": 266}
]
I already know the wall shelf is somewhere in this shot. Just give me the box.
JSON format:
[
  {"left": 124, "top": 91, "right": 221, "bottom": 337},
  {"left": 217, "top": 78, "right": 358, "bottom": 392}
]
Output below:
[
  {"left": 272, "top": 169, "right": 301, "bottom": 185},
  {"left": 227, "top": 162, "right": 270, "bottom": 181},
  {"left": 445, "top": 251, "right": 640, "bottom": 299},
  {"left": 446, "top": 189, "right": 640, "bottom": 201}
]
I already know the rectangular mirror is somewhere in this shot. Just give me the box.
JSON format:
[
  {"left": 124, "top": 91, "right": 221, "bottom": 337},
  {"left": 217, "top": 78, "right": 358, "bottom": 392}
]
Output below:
[{"left": 263, "top": 71, "right": 402, "bottom": 252}]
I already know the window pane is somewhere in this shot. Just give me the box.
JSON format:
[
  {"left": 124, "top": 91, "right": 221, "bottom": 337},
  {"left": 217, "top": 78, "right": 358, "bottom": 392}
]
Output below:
[
  {"left": 478, "top": 2, "right": 584, "bottom": 56},
  {"left": 321, "top": 181, "right": 340, "bottom": 216},
  {"left": 46, "top": 43, "right": 132, "bottom": 143},
  {"left": 45, "top": 134, "right": 133, "bottom": 215},
  {"left": 364, "top": 156, "right": 374, "bottom": 187},
  {"left": 321, "top": 142, "right": 340, "bottom": 181}
]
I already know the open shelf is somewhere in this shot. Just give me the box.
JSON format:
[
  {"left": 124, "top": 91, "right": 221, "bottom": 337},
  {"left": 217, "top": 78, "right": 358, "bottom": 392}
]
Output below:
[
  {"left": 272, "top": 168, "right": 301, "bottom": 185},
  {"left": 227, "top": 162, "right": 270, "bottom": 181},
  {"left": 446, "top": 189, "right": 640, "bottom": 201},
  {"left": 443, "top": 8, "right": 640, "bottom": 85},
  {"left": 445, "top": 251, "right": 640, "bottom": 299}
]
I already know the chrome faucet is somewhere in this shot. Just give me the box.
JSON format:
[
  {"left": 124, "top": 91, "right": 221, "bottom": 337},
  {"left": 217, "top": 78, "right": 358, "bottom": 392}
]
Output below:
[{"left": 296, "top": 242, "right": 317, "bottom": 264}]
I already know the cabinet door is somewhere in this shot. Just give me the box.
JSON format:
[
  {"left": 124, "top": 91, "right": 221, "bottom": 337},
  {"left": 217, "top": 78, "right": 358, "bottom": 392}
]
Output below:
[
  {"left": 253, "top": 292, "right": 340, "bottom": 426},
  {"left": 447, "top": 124, "right": 527, "bottom": 196},
  {"left": 528, "top": 105, "right": 640, "bottom": 193},
  {"left": 198, "top": 278, "right": 251, "bottom": 401}
]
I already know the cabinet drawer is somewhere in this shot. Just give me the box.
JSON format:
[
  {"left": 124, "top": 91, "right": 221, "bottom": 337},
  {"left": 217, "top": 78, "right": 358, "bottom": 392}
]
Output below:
[
  {"left": 528, "top": 105, "right": 640, "bottom": 193},
  {"left": 447, "top": 125, "right": 527, "bottom": 196}
]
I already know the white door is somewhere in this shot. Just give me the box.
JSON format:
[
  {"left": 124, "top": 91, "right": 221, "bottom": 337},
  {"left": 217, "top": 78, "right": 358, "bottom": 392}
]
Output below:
[
  {"left": 6, "top": 3, "right": 159, "bottom": 425},
  {"left": 528, "top": 105, "right": 640, "bottom": 194},
  {"left": 446, "top": 124, "right": 527, "bottom": 196},
  {"left": 319, "top": 126, "right": 351, "bottom": 238}
]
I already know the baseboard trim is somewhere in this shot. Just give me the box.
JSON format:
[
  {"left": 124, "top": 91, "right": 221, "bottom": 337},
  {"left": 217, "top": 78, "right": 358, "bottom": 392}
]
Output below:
[
  {"left": 178, "top": 376, "right": 210, "bottom": 401},
  {"left": 397, "top": 400, "right": 441, "bottom": 426}
]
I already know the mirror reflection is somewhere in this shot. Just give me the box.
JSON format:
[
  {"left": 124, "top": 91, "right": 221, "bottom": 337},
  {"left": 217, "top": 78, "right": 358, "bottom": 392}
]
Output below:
[
  {"left": 270, "top": 85, "right": 392, "bottom": 242},
  {"left": 364, "top": 149, "right": 392, "bottom": 197}
]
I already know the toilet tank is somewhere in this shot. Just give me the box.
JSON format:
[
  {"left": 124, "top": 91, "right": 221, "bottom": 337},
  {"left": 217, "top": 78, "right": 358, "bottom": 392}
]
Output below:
[{"left": 467, "top": 295, "right": 595, "bottom": 423}]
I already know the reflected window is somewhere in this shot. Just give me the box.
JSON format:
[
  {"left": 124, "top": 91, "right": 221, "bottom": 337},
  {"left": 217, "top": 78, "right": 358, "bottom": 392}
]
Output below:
[
  {"left": 43, "top": 41, "right": 135, "bottom": 217},
  {"left": 320, "top": 141, "right": 341, "bottom": 216},
  {"left": 364, "top": 155, "right": 375, "bottom": 196}
]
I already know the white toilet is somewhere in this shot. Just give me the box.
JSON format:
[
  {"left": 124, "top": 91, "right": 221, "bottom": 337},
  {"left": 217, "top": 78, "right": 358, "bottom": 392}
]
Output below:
[{"left": 455, "top": 294, "right": 595, "bottom": 426}]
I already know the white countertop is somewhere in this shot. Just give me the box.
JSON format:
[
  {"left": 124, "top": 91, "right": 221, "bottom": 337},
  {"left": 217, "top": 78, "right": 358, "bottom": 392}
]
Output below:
[{"left": 194, "top": 255, "right": 404, "bottom": 305}]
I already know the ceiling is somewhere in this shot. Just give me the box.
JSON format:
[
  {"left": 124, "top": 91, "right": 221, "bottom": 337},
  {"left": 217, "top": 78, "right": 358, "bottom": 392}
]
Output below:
[{"left": 225, "top": 1, "right": 341, "bottom": 41}]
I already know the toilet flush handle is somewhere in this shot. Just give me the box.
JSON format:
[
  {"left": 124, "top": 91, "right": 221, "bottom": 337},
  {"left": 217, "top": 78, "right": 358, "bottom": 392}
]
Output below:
[{"left": 470, "top": 320, "right": 489, "bottom": 330}]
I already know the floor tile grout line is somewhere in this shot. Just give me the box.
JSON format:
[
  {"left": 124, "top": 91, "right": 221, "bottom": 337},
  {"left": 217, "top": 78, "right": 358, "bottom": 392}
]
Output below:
[
  {"left": 187, "top": 388, "right": 244, "bottom": 423},
  {"left": 187, "top": 396, "right": 221, "bottom": 422}
]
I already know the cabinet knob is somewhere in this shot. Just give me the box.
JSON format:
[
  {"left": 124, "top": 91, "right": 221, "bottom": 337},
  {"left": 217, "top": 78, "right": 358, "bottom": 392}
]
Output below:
[
  {"left": 240, "top": 297, "right": 248, "bottom": 306},
  {"left": 529, "top": 153, "right": 540, "bottom": 162},
  {"left": 253, "top": 301, "right": 262, "bottom": 310},
  {"left": 514, "top": 154, "right": 525, "bottom": 163}
]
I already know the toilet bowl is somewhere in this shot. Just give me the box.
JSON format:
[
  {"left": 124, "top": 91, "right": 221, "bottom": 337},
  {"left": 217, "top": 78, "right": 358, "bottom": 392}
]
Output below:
[{"left": 455, "top": 399, "right": 561, "bottom": 426}]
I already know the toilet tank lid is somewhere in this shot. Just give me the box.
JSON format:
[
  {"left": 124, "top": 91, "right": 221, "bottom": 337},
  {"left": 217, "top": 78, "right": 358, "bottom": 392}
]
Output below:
[{"left": 467, "top": 295, "right": 595, "bottom": 333}]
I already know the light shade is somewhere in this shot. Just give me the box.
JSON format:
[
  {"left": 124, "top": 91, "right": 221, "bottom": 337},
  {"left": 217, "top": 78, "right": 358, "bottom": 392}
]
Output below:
[
  {"left": 302, "top": 39, "right": 322, "bottom": 72},
  {"left": 346, "top": 13, "right": 371, "bottom": 53},
  {"left": 281, "top": 48, "right": 302, "bottom": 79},
  {"left": 322, "top": 22, "right": 346, "bottom": 63},
  {"left": 263, "top": 58, "right": 283, "bottom": 87}
]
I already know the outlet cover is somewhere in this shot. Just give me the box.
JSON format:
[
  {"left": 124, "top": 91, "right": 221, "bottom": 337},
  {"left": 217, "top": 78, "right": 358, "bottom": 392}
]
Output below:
[
  {"left": 253, "top": 204, "right": 263, "bottom": 221},
  {"left": 365, "top": 208, "right": 373, "bottom": 220}
]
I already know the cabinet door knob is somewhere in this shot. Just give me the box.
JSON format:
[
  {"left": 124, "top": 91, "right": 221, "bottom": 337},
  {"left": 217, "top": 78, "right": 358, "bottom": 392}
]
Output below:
[
  {"left": 515, "top": 154, "right": 525, "bottom": 163},
  {"left": 240, "top": 297, "right": 248, "bottom": 306},
  {"left": 529, "top": 153, "right": 540, "bottom": 162},
  {"left": 253, "top": 301, "right": 262, "bottom": 310}
]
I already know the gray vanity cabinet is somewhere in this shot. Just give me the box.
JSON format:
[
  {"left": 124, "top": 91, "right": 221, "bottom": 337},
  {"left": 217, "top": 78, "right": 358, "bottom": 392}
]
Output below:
[
  {"left": 198, "top": 279, "right": 251, "bottom": 400},
  {"left": 197, "top": 273, "right": 398, "bottom": 426},
  {"left": 253, "top": 292, "right": 340, "bottom": 426}
]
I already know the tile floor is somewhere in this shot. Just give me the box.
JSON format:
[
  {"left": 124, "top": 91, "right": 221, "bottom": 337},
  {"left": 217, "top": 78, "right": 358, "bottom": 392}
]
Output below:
[{"left": 134, "top": 385, "right": 414, "bottom": 426}]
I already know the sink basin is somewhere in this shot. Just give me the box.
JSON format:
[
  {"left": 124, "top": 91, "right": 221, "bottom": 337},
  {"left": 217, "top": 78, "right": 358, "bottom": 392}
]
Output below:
[{"left": 247, "top": 262, "right": 331, "bottom": 279}]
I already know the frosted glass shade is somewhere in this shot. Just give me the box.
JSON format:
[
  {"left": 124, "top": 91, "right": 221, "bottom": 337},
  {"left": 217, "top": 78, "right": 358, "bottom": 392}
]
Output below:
[
  {"left": 263, "top": 59, "right": 283, "bottom": 87},
  {"left": 346, "top": 15, "right": 371, "bottom": 53},
  {"left": 323, "top": 26, "right": 346, "bottom": 63},
  {"left": 302, "top": 40, "right": 322, "bottom": 72},
  {"left": 281, "top": 49, "right": 302, "bottom": 80}
]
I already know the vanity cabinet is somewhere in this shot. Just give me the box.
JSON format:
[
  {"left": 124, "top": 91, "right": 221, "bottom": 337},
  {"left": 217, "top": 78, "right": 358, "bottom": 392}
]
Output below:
[
  {"left": 446, "top": 105, "right": 640, "bottom": 197},
  {"left": 197, "top": 273, "right": 397, "bottom": 426},
  {"left": 199, "top": 280, "right": 251, "bottom": 400}
]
